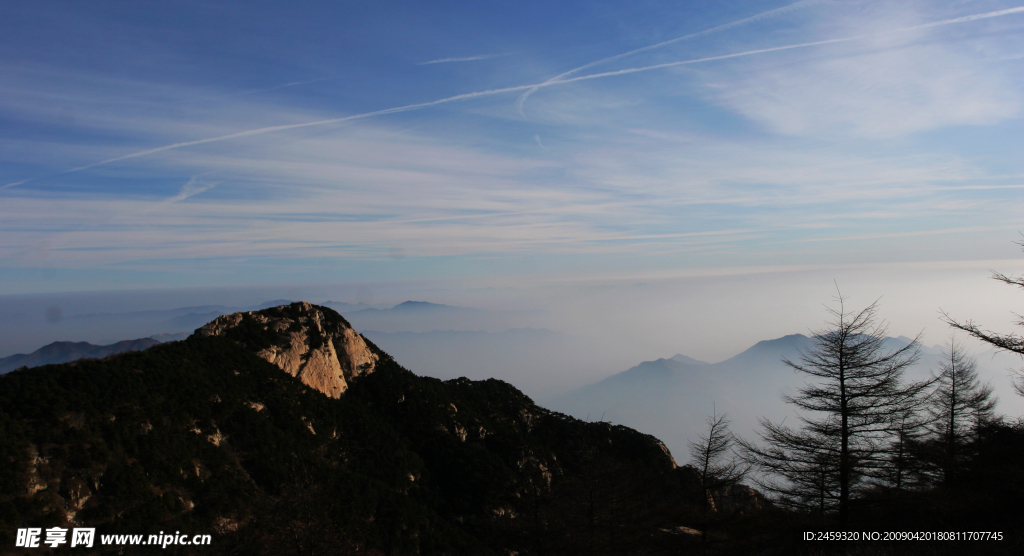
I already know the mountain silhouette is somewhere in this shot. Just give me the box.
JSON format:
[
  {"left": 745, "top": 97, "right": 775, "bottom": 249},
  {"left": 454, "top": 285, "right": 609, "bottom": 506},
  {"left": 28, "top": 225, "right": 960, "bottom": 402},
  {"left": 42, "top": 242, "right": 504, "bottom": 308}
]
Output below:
[{"left": 0, "top": 338, "right": 160, "bottom": 374}]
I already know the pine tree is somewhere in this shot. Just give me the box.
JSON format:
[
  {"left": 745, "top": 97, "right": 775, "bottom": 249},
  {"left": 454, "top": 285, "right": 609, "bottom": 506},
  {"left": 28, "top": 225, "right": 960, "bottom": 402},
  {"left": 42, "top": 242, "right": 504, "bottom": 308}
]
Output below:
[
  {"left": 742, "top": 294, "right": 928, "bottom": 526},
  {"left": 740, "top": 417, "right": 840, "bottom": 517},
  {"left": 943, "top": 242, "right": 1024, "bottom": 397},
  {"left": 921, "top": 338, "right": 995, "bottom": 484},
  {"left": 687, "top": 409, "right": 747, "bottom": 543}
]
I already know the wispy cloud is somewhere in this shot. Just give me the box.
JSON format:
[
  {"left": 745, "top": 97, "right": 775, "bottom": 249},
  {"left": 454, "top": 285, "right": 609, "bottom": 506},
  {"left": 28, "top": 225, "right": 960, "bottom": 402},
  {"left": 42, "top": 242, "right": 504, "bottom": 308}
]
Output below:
[
  {"left": 702, "top": 5, "right": 1024, "bottom": 137},
  {"left": 1, "top": 113, "right": 1016, "bottom": 273},
  {"left": 793, "top": 226, "right": 1012, "bottom": 243},
  {"left": 165, "top": 176, "right": 217, "bottom": 203}
]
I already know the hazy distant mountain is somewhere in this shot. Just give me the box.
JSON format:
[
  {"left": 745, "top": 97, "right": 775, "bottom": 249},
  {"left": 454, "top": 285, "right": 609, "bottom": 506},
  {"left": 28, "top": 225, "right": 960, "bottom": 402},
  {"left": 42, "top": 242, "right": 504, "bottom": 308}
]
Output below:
[
  {"left": 320, "top": 300, "right": 381, "bottom": 314},
  {"left": 355, "top": 300, "right": 470, "bottom": 313},
  {"left": 0, "top": 298, "right": 540, "bottom": 360},
  {"left": 0, "top": 338, "right": 160, "bottom": 374},
  {"left": 587, "top": 356, "right": 708, "bottom": 391},
  {"left": 0, "top": 300, "right": 300, "bottom": 361},
  {"left": 164, "top": 310, "right": 229, "bottom": 331},
  {"left": 147, "top": 332, "right": 190, "bottom": 343},
  {"left": 722, "top": 333, "right": 815, "bottom": 366},
  {"left": 548, "top": 334, "right": 996, "bottom": 459},
  {"left": 670, "top": 353, "right": 710, "bottom": 366}
]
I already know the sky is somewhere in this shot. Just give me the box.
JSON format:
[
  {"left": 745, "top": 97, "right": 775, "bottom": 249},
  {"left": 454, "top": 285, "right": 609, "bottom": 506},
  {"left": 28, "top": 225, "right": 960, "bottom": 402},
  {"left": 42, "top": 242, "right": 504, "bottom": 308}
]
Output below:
[{"left": 3, "top": 0, "right": 1024, "bottom": 365}]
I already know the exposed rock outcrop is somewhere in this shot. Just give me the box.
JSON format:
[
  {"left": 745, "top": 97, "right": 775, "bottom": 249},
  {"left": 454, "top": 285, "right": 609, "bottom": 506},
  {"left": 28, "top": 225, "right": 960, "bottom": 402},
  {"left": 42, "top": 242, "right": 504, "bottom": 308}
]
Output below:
[{"left": 193, "top": 301, "right": 378, "bottom": 398}]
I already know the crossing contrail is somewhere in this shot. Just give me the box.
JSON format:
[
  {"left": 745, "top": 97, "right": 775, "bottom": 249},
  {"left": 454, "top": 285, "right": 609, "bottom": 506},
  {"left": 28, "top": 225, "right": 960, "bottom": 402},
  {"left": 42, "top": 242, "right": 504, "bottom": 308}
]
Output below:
[
  {"left": 544, "top": 6, "right": 1024, "bottom": 87},
  {"left": 4, "top": 5, "right": 1022, "bottom": 191},
  {"left": 514, "top": 0, "right": 825, "bottom": 115},
  {"left": 516, "top": 5, "right": 1024, "bottom": 114}
]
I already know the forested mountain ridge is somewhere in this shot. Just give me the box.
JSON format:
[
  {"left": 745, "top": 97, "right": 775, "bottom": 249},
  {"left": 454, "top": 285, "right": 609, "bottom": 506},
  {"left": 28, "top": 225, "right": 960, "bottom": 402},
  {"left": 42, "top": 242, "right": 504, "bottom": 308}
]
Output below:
[
  {"left": 0, "top": 302, "right": 738, "bottom": 555},
  {"left": 0, "top": 339, "right": 161, "bottom": 375}
]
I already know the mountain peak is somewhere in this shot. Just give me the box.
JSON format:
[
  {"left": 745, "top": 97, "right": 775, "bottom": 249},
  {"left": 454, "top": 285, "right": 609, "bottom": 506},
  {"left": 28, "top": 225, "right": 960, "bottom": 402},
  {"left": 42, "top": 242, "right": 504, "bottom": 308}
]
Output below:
[
  {"left": 194, "top": 302, "right": 378, "bottom": 398},
  {"left": 727, "top": 333, "right": 812, "bottom": 361},
  {"left": 393, "top": 300, "right": 450, "bottom": 310},
  {"left": 670, "top": 353, "right": 709, "bottom": 366}
]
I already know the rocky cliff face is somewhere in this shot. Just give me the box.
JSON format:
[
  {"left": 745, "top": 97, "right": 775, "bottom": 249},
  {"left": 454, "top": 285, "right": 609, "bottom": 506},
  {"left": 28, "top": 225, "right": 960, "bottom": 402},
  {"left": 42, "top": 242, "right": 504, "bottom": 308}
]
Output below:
[{"left": 194, "top": 302, "right": 377, "bottom": 398}]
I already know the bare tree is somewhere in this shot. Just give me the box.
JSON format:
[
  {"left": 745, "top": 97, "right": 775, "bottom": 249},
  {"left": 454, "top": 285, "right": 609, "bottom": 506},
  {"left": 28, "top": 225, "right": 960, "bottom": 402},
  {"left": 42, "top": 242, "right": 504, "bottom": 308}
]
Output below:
[
  {"left": 687, "top": 408, "right": 747, "bottom": 543},
  {"left": 943, "top": 241, "right": 1024, "bottom": 397},
  {"left": 921, "top": 338, "right": 996, "bottom": 484},
  {"left": 882, "top": 406, "right": 928, "bottom": 492},
  {"left": 743, "top": 294, "right": 928, "bottom": 527},
  {"left": 739, "top": 417, "right": 840, "bottom": 517}
]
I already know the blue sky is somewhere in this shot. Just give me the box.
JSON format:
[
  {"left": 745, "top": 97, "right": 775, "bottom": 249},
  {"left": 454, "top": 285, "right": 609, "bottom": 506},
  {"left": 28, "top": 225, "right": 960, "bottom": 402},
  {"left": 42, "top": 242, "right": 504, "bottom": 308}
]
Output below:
[{"left": 3, "top": 0, "right": 1024, "bottom": 342}]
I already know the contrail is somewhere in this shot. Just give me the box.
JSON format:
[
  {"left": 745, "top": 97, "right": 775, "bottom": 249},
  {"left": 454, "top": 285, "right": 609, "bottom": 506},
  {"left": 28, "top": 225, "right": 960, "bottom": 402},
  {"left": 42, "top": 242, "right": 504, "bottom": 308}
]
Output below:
[
  {"left": 549, "top": 37, "right": 855, "bottom": 84},
  {"left": 515, "top": 4, "right": 1024, "bottom": 114},
  {"left": 545, "top": 5, "right": 1024, "bottom": 86},
  {"left": 912, "top": 6, "right": 1024, "bottom": 29},
  {"left": 4, "top": 6, "right": 1022, "bottom": 191},
  {"left": 240, "top": 76, "right": 341, "bottom": 95},
  {"left": 514, "top": 0, "right": 825, "bottom": 115},
  {"left": 421, "top": 54, "right": 509, "bottom": 65},
  {"left": 1, "top": 83, "right": 540, "bottom": 190}
]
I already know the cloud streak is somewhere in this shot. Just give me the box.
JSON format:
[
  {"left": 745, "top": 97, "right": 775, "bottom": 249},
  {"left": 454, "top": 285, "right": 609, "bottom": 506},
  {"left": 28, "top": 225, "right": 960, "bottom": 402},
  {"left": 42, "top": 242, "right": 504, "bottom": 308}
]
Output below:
[
  {"left": 165, "top": 176, "right": 217, "bottom": 203},
  {"left": 0, "top": 121, "right": 1007, "bottom": 262}
]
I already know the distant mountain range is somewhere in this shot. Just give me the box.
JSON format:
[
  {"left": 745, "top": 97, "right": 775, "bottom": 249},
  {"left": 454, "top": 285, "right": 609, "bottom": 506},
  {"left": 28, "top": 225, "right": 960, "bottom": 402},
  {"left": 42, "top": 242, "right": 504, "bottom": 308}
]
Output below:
[
  {"left": 0, "top": 299, "right": 300, "bottom": 358},
  {"left": 0, "top": 338, "right": 162, "bottom": 374},
  {"left": 0, "top": 299, "right": 545, "bottom": 377},
  {"left": 547, "top": 334, "right": 809, "bottom": 454},
  {"left": 0, "top": 299, "right": 531, "bottom": 361},
  {"left": 547, "top": 334, "right": 1020, "bottom": 459}
]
